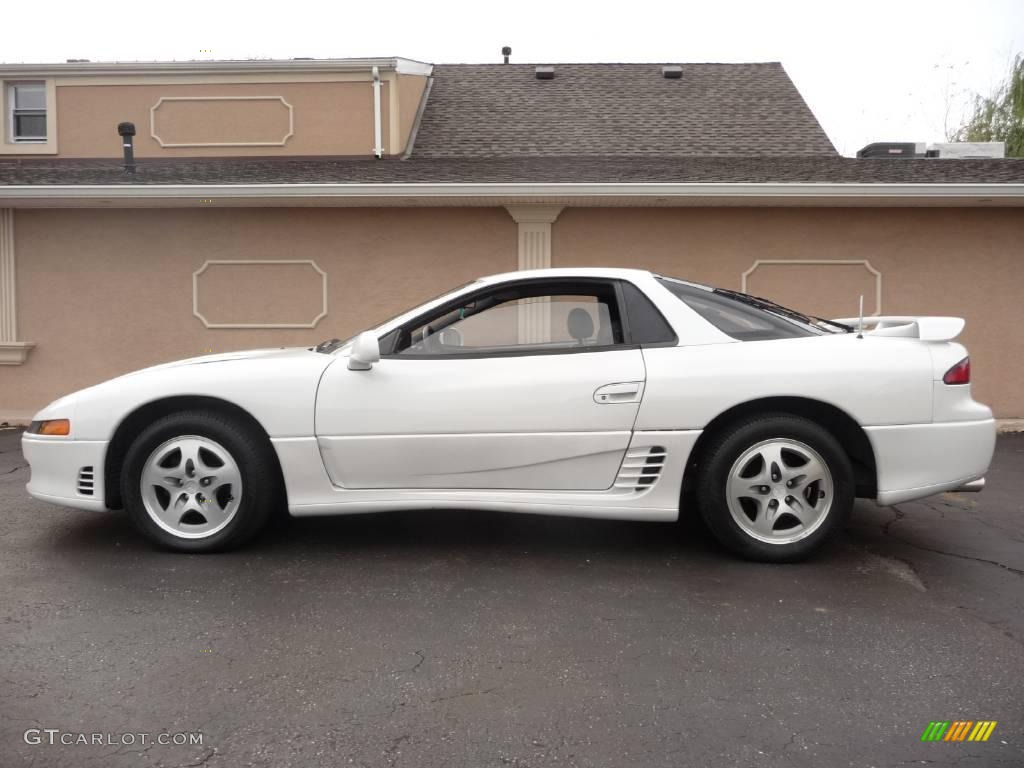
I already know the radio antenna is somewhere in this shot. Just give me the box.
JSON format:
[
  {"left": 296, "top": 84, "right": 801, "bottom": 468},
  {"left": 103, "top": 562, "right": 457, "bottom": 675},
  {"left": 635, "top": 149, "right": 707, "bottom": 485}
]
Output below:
[{"left": 857, "top": 295, "right": 864, "bottom": 339}]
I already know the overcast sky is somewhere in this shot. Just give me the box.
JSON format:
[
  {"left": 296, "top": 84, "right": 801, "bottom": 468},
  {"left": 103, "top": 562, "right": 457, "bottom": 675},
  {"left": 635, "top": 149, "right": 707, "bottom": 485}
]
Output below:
[{"left": 4, "top": 0, "right": 1022, "bottom": 156}]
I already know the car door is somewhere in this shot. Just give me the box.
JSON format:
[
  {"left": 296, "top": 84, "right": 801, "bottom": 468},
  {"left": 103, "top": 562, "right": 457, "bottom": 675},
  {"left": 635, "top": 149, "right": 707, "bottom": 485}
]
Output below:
[{"left": 315, "top": 277, "right": 647, "bottom": 490}]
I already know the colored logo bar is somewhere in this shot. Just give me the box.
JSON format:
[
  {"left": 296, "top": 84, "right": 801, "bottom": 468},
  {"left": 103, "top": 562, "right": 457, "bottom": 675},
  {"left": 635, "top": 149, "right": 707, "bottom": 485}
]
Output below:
[{"left": 921, "top": 721, "right": 997, "bottom": 742}]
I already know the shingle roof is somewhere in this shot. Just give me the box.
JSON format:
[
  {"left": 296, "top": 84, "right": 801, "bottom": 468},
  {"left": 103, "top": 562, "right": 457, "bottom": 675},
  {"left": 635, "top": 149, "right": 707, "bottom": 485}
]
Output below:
[
  {"left": 2, "top": 156, "right": 1023, "bottom": 186},
  {"left": 5, "top": 59, "right": 1018, "bottom": 190},
  {"left": 411, "top": 63, "right": 838, "bottom": 158},
  {"left": 1, "top": 61, "right": 1021, "bottom": 189}
]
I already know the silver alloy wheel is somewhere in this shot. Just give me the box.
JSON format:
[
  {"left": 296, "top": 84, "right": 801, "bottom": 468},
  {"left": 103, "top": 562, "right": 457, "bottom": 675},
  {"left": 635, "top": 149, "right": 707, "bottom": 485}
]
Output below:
[
  {"left": 140, "top": 435, "right": 243, "bottom": 539},
  {"left": 725, "top": 438, "right": 834, "bottom": 545}
]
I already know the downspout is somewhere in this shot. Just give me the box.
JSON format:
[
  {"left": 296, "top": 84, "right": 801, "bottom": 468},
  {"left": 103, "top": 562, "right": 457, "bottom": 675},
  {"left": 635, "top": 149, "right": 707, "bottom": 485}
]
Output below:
[{"left": 371, "top": 66, "right": 383, "bottom": 158}]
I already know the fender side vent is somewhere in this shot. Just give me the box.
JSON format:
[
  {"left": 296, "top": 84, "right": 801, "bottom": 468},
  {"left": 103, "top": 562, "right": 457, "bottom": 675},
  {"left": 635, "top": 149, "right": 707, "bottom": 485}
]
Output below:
[
  {"left": 77, "top": 466, "right": 95, "bottom": 496},
  {"left": 614, "top": 447, "right": 667, "bottom": 492}
]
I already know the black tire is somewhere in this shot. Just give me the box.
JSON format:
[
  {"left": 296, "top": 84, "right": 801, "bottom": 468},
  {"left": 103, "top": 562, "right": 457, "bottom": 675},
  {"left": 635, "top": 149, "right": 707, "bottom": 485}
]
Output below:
[
  {"left": 122, "top": 410, "right": 278, "bottom": 552},
  {"left": 695, "top": 414, "right": 853, "bottom": 563}
]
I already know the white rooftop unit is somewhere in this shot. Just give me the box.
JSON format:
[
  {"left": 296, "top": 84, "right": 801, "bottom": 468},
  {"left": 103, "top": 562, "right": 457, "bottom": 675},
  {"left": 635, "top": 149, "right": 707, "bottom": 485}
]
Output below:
[{"left": 926, "top": 142, "right": 1006, "bottom": 159}]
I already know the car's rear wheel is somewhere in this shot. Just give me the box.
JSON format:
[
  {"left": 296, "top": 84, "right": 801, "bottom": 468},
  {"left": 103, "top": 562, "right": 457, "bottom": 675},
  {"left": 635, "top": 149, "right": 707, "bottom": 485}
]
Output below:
[
  {"left": 696, "top": 414, "right": 853, "bottom": 562},
  {"left": 122, "top": 411, "right": 277, "bottom": 552}
]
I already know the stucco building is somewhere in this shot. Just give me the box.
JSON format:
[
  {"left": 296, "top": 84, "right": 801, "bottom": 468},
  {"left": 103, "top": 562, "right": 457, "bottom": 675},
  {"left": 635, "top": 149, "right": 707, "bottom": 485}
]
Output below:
[{"left": 1, "top": 57, "right": 1022, "bottom": 420}]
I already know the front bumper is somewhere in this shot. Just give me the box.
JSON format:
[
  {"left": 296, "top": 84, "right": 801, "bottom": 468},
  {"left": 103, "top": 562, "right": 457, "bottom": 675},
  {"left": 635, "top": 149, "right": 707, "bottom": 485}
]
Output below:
[
  {"left": 22, "top": 435, "right": 109, "bottom": 511},
  {"left": 866, "top": 418, "right": 996, "bottom": 506}
]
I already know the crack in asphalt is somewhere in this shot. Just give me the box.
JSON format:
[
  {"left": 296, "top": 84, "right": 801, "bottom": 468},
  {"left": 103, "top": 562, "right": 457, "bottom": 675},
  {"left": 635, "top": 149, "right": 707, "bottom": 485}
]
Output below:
[
  {"left": 175, "top": 747, "right": 217, "bottom": 767},
  {"left": 429, "top": 686, "right": 498, "bottom": 703},
  {"left": 383, "top": 733, "right": 411, "bottom": 768},
  {"left": 0, "top": 464, "right": 28, "bottom": 476},
  {"left": 102, "top": 740, "right": 155, "bottom": 762},
  {"left": 781, "top": 731, "right": 800, "bottom": 752},
  {"left": 881, "top": 505, "right": 906, "bottom": 535},
  {"left": 884, "top": 505, "right": 1024, "bottom": 577}
]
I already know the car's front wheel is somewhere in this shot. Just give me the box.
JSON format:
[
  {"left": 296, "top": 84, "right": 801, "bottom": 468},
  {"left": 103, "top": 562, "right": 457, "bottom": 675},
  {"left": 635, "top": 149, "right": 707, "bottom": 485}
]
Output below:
[
  {"left": 122, "top": 411, "right": 277, "bottom": 552},
  {"left": 696, "top": 414, "right": 854, "bottom": 562}
]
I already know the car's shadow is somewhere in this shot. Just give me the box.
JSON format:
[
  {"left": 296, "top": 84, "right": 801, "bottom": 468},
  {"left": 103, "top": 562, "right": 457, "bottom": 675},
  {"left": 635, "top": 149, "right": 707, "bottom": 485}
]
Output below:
[
  {"left": 43, "top": 502, "right": 723, "bottom": 559},
  {"left": 43, "top": 501, "right": 859, "bottom": 568},
  {"left": 259, "top": 507, "right": 713, "bottom": 559}
]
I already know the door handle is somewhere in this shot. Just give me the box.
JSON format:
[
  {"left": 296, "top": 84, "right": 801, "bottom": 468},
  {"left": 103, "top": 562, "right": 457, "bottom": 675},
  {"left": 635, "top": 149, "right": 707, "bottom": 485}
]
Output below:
[{"left": 594, "top": 381, "right": 644, "bottom": 404}]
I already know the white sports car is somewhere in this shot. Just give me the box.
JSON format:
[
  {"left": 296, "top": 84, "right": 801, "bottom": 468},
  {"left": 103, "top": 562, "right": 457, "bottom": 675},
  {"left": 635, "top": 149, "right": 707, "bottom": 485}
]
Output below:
[{"left": 22, "top": 268, "right": 995, "bottom": 561}]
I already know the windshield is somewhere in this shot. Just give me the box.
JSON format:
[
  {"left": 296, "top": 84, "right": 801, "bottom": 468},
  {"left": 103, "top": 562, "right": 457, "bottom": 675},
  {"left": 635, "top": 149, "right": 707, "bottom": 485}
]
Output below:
[
  {"left": 313, "top": 280, "right": 482, "bottom": 354},
  {"left": 657, "top": 277, "right": 853, "bottom": 341}
]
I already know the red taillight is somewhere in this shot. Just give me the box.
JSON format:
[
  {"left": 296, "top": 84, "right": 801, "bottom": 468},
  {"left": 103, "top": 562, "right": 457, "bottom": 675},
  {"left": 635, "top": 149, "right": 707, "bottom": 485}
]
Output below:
[{"left": 943, "top": 357, "right": 971, "bottom": 385}]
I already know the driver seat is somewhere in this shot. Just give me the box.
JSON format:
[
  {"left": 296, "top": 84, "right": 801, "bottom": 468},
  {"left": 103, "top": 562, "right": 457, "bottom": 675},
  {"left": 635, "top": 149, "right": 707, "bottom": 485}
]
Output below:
[{"left": 567, "top": 308, "right": 595, "bottom": 345}]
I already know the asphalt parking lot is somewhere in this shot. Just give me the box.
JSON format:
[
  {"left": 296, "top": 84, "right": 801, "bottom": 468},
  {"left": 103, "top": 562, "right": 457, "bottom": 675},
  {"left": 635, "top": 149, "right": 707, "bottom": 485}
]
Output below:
[{"left": 1, "top": 428, "right": 1022, "bottom": 768}]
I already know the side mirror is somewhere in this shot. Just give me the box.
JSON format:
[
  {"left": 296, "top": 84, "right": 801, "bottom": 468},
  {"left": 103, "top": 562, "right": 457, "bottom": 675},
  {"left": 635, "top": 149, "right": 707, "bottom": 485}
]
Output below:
[{"left": 347, "top": 331, "right": 381, "bottom": 371}]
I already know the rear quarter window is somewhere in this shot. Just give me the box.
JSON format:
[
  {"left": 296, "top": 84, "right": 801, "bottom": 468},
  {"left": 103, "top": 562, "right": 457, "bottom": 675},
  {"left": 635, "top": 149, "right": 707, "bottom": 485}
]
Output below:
[{"left": 619, "top": 281, "right": 677, "bottom": 345}]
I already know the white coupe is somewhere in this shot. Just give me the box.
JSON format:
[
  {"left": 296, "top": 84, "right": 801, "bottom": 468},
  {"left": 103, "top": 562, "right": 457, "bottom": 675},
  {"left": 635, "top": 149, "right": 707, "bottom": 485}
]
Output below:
[{"left": 22, "top": 268, "right": 995, "bottom": 561}]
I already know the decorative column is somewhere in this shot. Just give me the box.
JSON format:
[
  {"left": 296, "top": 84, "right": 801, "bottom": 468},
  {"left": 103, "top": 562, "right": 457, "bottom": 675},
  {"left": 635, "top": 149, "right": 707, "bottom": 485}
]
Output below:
[
  {"left": 0, "top": 209, "right": 34, "bottom": 364},
  {"left": 505, "top": 205, "right": 563, "bottom": 344}
]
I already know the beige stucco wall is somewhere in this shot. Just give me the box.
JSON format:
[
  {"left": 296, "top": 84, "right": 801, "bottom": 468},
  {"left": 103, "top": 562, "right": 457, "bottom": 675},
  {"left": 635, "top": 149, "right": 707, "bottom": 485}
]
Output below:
[
  {"left": 3, "top": 205, "right": 1022, "bottom": 418},
  {"left": 553, "top": 206, "right": 1024, "bottom": 417},
  {"left": 396, "top": 74, "right": 428, "bottom": 154},
  {"left": 54, "top": 80, "right": 396, "bottom": 158},
  {"left": 4, "top": 207, "right": 516, "bottom": 413}
]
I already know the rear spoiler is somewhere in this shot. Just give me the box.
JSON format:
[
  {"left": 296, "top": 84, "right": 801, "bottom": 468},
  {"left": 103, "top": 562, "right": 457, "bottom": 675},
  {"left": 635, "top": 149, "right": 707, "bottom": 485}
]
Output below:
[{"left": 831, "top": 316, "right": 965, "bottom": 342}]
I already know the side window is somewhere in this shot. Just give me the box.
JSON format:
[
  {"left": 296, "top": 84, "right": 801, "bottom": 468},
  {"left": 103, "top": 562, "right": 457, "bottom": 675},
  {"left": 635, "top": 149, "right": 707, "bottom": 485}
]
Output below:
[
  {"left": 393, "top": 282, "right": 624, "bottom": 356},
  {"left": 619, "top": 281, "right": 677, "bottom": 345}
]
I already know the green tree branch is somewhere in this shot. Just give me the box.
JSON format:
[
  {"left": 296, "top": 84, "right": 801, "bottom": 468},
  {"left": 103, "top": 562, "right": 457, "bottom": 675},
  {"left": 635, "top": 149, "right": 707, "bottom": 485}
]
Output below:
[{"left": 952, "top": 54, "right": 1024, "bottom": 157}]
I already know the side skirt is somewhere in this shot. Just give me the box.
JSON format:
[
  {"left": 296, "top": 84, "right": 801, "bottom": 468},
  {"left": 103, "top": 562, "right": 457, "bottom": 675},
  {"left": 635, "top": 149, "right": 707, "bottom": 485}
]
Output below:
[{"left": 271, "top": 430, "right": 701, "bottom": 522}]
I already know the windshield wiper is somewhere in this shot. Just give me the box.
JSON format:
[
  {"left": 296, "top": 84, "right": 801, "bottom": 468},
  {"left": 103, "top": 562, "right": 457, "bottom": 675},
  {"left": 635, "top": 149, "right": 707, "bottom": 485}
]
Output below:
[
  {"left": 313, "top": 338, "right": 342, "bottom": 354},
  {"left": 810, "top": 316, "right": 855, "bottom": 333},
  {"left": 715, "top": 289, "right": 814, "bottom": 323}
]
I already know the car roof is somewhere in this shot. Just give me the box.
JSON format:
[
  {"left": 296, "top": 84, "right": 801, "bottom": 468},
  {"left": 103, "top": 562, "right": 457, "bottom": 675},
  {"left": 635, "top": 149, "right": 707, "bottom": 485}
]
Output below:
[{"left": 477, "top": 267, "right": 657, "bottom": 284}]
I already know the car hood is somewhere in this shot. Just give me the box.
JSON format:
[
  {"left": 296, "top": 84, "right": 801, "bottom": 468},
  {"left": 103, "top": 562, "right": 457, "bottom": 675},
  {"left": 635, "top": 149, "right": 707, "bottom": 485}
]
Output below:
[
  {"left": 31, "top": 345, "right": 335, "bottom": 436},
  {"left": 130, "top": 346, "right": 323, "bottom": 374},
  {"left": 33, "top": 348, "right": 327, "bottom": 417}
]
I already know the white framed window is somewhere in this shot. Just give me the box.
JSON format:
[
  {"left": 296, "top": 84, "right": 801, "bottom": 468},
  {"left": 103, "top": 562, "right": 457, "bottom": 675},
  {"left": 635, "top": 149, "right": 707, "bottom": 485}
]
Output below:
[{"left": 8, "top": 81, "right": 47, "bottom": 142}]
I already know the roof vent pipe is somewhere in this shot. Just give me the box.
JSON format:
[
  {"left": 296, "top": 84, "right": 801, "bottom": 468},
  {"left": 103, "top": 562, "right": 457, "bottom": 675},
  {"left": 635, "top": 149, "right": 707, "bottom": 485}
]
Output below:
[
  {"left": 535, "top": 66, "right": 554, "bottom": 80},
  {"left": 371, "top": 66, "right": 383, "bottom": 159},
  {"left": 117, "top": 122, "right": 136, "bottom": 174},
  {"left": 502, "top": 46, "right": 512, "bottom": 64}
]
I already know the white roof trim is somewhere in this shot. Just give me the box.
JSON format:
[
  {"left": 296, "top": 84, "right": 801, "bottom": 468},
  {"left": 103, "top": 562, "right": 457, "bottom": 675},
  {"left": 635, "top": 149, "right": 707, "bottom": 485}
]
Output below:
[
  {"left": 0, "top": 57, "right": 433, "bottom": 78},
  {"left": 0, "top": 182, "right": 1022, "bottom": 201}
]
